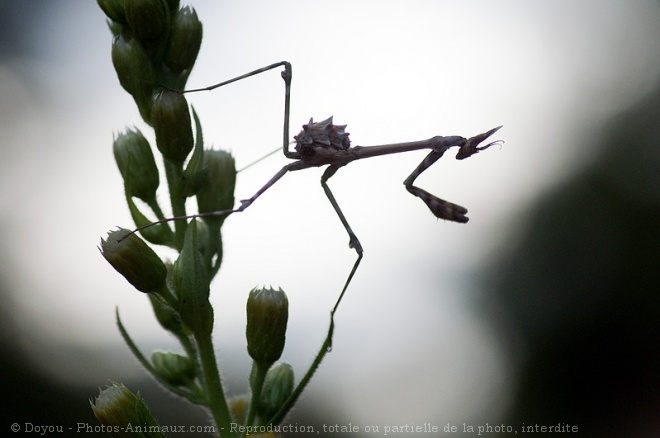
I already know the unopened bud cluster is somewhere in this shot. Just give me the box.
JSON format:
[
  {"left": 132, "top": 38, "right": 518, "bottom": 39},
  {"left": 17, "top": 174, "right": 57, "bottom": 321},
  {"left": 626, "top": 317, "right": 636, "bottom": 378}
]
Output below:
[
  {"left": 97, "top": 1, "right": 308, "bottom": 434},
  {"left": 100, "top": 0, "right": 202, "bottom": 125}
]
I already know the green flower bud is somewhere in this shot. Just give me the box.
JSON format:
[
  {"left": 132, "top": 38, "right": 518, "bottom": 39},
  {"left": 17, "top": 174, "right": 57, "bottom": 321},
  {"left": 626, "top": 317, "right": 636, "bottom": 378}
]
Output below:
[
  {"left": 111, "top": 34, "right": 156, "bottom": 124},
  {"left": 164, "top": 6, "right": 203, "bottom": 73},
  {"left": 196, "top": 149, "right": 236, "bottom": 215},
  {"left": 113, "top": 128, "right": 159, "bottom": 201},
  {"left": 258, "top": 362, "right": 294, "bottom": 421},
  {"left": 92, "top": 383, "right": 165, "bottom": 438},
  {"left": 148, "top": 292, "right": 184, "bottom": 336},
  {"left": 100, "top": 228, "right": 166, "bottom": 293},
  {"left": 246, "top": 287, "right": 289, "bottom": 366},
  {"left": 152, "top": 89, "right": 194, "bottom": 164},
  {"left": 151, "top": 351, "right": 196, "bottom": 385},
  {"left": 111, "top": 34, "right": 154, "bottom": 96},
  {"left": 124, "top": 0, "right": 169, "bottom": 42},
  {"left": 98, "top": 0, "right": 127, "bottom": 24},
  {"left": 173, "top": 220, "right": 213, "bottom": 335}
]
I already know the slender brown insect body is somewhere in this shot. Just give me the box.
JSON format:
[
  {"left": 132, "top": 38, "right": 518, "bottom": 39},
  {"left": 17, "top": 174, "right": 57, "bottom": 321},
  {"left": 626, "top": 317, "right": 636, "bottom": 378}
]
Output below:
[{"left": 139, "top": 61, "right": 502, "bottom": 315}]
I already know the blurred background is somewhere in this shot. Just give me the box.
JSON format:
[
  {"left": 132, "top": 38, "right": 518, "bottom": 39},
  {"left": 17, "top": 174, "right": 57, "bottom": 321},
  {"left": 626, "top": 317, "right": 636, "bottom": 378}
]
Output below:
[{"left": 1, "top": 1, "right": 658, "bottom": 436}]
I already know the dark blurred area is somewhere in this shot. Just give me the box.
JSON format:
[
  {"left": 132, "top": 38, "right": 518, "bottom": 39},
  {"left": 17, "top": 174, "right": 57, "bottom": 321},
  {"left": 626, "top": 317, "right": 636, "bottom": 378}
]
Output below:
[
  {"left": 480, "top": 85, "right": 660, "bottom": 436},
  {"left": 0, "top": 1, "right": 40, "bottom": 58}
]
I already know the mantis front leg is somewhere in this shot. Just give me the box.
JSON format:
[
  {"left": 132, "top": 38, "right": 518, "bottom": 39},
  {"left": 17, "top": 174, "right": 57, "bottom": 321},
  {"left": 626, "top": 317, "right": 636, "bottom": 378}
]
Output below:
[
  {"left": 403, "top": 149, "right": 470, "bottom": 223},
  {"left": 403, "top": 125, "right": 502, "bottom": 222}
]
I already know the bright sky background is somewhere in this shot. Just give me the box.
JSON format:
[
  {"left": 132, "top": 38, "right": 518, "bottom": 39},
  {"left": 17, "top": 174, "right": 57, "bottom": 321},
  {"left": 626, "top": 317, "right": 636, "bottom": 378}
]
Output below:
[{"left": 1, "top": 0, "right": 659, "bottom": 429}]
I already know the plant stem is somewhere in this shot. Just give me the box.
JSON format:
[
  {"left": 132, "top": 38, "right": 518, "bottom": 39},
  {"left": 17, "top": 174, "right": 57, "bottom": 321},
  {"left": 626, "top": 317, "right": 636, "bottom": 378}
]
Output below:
[
  {"left": 194, "top": 331, "right": 236, "bottom": 438},
  {"left": 164, "top": 159, "right": 187, "bottom": 250},
  {"left": 243, "top": 361, "right": 268, "bottom": 435}
]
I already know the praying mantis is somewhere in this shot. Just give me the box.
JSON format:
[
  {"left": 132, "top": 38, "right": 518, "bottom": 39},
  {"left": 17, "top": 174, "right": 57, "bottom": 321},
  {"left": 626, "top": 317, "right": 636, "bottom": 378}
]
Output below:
[{"left": 152, "top": 60, "right": 501, "bottom": 321}]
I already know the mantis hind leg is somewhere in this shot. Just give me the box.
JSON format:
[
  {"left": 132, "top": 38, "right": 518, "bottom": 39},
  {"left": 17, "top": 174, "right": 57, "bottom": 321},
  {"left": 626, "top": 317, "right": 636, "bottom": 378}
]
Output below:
[
  {"left": 320, "top": 164, "right": 364, "bottom": 325},
  {"left": 183, "top": 61, "right": 296, "bottom": 159}
]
